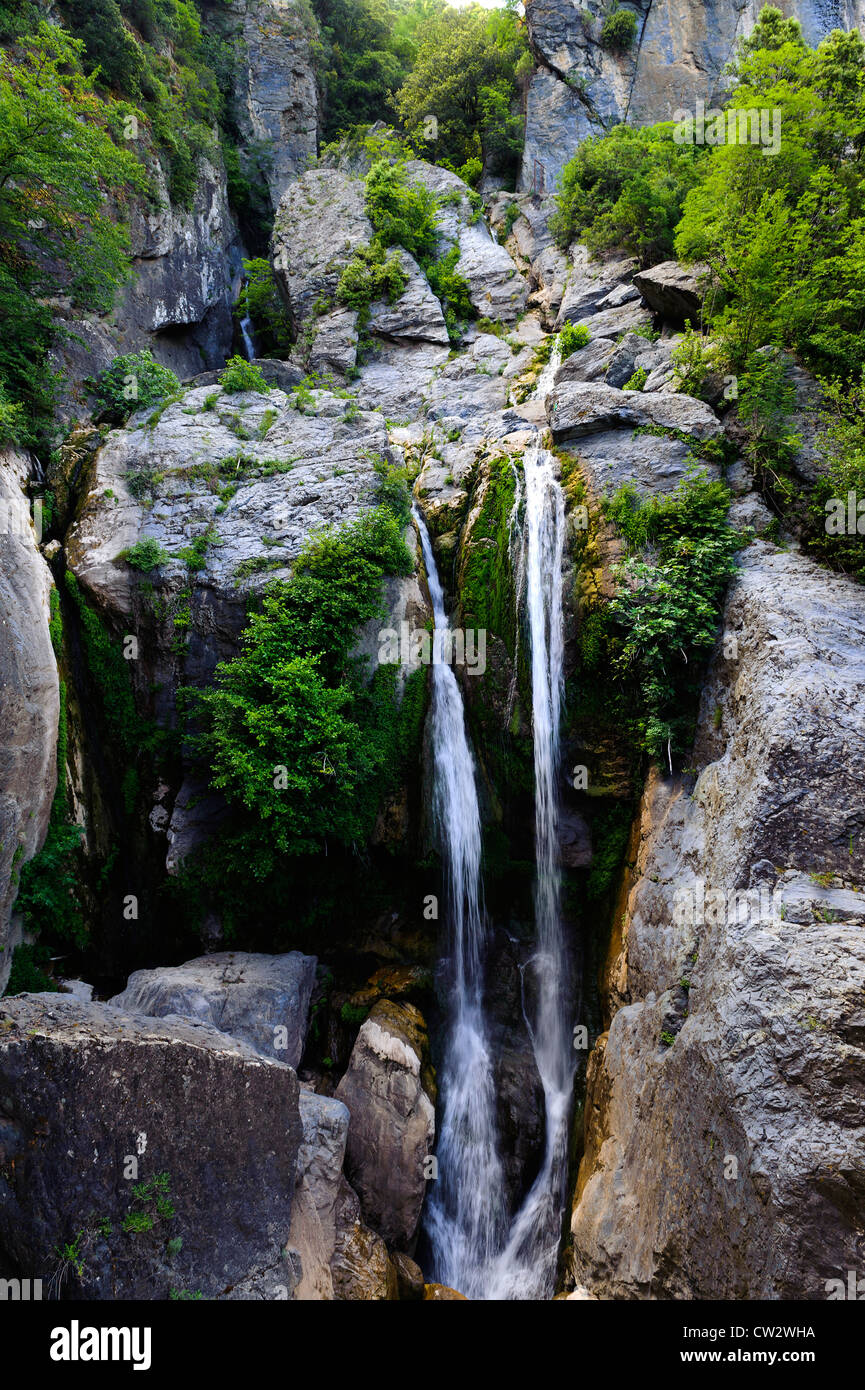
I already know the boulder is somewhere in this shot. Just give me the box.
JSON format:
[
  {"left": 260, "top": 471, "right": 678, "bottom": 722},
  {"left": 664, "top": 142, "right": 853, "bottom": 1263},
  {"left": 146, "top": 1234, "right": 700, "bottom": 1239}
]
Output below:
[
  {"left": 603, "top": 332, "right": 651, "bottom": 389},
  {"left": 0, "top": 994, "right": 302, "bottom": 1300},
  {"left": 547, "top": 381, "right": 722, "bottom": 442},
  {"left": 367, "top": 249, "right": 450, "bottom": 345},
  {"left": 286, "top": 1088, "right": 351, "bottom": 1300},
  {"left": 423, "top": 1282, "right": 468, "bottom": 1300},
  {"left": 571, "top": 544, "right": 865, "bottom": 1298},
  {"left": 0, "top": 449, "right": 59, "bottom": 993},
  {"left": 555, "top": 338, "right": 616, "bottom": 385},
  {"left": 392, "top": 1250, "right": 425, "bottom": 1300},
  {"left": 272, "top": 168, "right": 371, "bottom": 328},
  {"left": 633, "top": 261, "right": 710, "bottom": 324},
  {"left": 562, "top": 429, "right": 719, "bottom": 505},
  {"left": 335, "top": 999, "right": 436, "bottom": 1249},
  {"left": 330, "top": 1176, "right": 398, "bottom": 1300},
  {"left": 555, "top": 249, "right": 638, "bottom": 328},
  {"left": 110, "top": 950, "right": 317, "bottom": 1068}
]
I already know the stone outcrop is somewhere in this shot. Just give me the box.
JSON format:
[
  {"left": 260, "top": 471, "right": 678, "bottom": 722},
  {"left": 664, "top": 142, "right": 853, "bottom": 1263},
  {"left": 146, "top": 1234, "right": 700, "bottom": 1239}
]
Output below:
[
  {"left": 110, "top": 950, "right": 317, "bottom": 1068},
  {"left": 521, "top": 0, "right": 865, "bottom": 193},
  {"left": 633, "top": 261, "right": 710, "bottom": 325},
  {"left": 0, "top": 994, "right": 303, "bottom": 1300},
  {"left": 546, "top": 380, "right": 722, "bottom": 442},
  {"left": 570, "top": 544, "right": 865, "bottom": 1298},
  {"left": 335, "top": 999, "right": 436, "bottom": 1250},
  {"left": 0, "top": 450, "right": 59, "bottom": 994},
  {"left": 232, "top": 0, "right": 320, "bottom": 211}
]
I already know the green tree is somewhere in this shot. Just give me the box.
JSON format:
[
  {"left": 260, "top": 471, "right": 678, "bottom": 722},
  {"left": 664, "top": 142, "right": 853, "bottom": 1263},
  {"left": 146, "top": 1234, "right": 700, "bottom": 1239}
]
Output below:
[
  {"left": 393, "top": 2, "right": 529, "bottom": 177},
  {"left": 0, "top": 23, "right": 146, "bottom": 441}
]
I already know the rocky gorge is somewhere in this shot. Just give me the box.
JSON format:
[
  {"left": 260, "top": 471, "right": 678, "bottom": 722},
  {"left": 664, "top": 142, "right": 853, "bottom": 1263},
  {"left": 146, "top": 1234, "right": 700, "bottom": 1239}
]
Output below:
[{"left": 0, "top": 0, "right": 864, "bottom": 1310}]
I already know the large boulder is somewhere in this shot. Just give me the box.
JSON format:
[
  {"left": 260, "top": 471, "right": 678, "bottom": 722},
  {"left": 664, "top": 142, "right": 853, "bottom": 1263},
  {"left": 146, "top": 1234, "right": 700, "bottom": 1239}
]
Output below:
[
  {"left": 0, "top": 449, "right": 59, "bottom": 994},
  {"left": 335, "top": 999, "right": 436, "bottom": 1249},
  {"left": 0, "top": 994, "right": 303, "bottom": 1300},
  {"left": 286, "top": 1088, "right": 350, "bottom": 1300},
  {"left": 547, "top": 380, "right": 721, "bottom": 442},
  {"left": 110, "top": 951, "right": 317, "bottom": 1067},
  {"left": 632, "top": 261, "right": 709, "bottom": 324},
  {"left": 571, "top": 543, "right": 865, "bottom": 1298}
]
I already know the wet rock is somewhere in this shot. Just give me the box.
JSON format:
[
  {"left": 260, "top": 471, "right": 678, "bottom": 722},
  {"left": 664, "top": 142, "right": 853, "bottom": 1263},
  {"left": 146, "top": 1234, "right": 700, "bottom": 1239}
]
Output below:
[
  {"left": 0, "top": 449, "right": 59, "bottom": 992},
  {"left": 335, "top": 999, "right": 436, "bottom": 1249},
  {"left": 330, "top": 1176, "right": 398, "bottom": 1299},
  {"left": 423, "top": 1282, "right": 467, "bottom": 1299},
  {"left": 392, "top": 1250, "right": 425, "bottom": 1300},
  {"left": 0, "top": 994, "right": 302, "bottom": 1300},
  {"left": 110, "top": 950, "right": 317, "bottom": 1067}
]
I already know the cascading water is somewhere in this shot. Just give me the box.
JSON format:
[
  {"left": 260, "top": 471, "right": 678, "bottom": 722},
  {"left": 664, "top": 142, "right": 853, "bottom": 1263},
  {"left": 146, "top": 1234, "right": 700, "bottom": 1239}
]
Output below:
[
  {"left": 415, "top": 507, "right": 508, "bottom": 1299},
  {"left": 418, "top": 330, "right": 575, "bottom": 1299},
  {"left": 487, "top": 436, "right": 574, "bottom": 1300}
]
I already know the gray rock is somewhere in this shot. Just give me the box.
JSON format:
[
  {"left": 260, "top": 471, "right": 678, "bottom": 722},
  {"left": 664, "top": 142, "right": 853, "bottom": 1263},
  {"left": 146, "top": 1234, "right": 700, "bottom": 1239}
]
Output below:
[
  {"left": 571, "top": 543, "right": 865, "bottom": 1298},
  {"left": 272, "top": 168, "right": 370, "bottom": 330},
  {"left": 308, "top": 308, "right": 359, "bottom": 377},
  {"left": 577, "top": 301, "right": 654, "bottom": 339},
  {"left": 728, "top": 492, "right": 776, "bottom": 536},
  {"left": 604, "top": 332, "right": 651, "bottom": 388},
  {"left": 633, "top": 261, "right": 710, "bottom": 324},
  {"left": 367, "top": 249, "right": 449, "bottom": 345},
  {"left": 335, "top": 999, "right": 435, "bottom": 1250},
  {"left": 556, "top": 248, "right": 638, "bottom": 328},
  {"left": 547, "top": 380, "right": 722, "bottom": 442},
  {"left": 0, "top": 449, "right": 59, "bottom": 992},
  {"left": 567, "top": 429, "right": 719, "bottom": 502},
  {"left": 0, "top": 994, "right": 302, "bottom": 1300},
  {"left": 555, "top": 338, "right": 616, "bottom": 385},
  {"left": 233, "top": 0, "right": 320, "bottom": 211},
  {"left": 110, "top": 950, "right": 317, "bottom": 1067}
]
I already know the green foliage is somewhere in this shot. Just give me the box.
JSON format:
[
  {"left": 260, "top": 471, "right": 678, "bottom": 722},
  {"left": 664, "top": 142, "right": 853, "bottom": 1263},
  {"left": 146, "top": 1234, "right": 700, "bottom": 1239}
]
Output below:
[
  {"left": 551, "top": 122, "right": 707, "bottom": 265},
  {"left": 220, "top": 356, "right": 269, "bottom": 395},
  {"left": 604, "top": 473, "right": 742, "bottom": 763},
  {"left": 337, "top": 240, "right": 408, "bottom": 315},
  {"left": 600, "top": 5, "right": 637, "bottom": 53},
  {"left": 393, "top": 3, "right": 530, "bottom": 181},
  {"left": 558, "top": 322, "right": 591, "bottom": 358},
  {"left": 805, "top": 371, "right": 865, "bottom": 582},
  {"left": 5, "top": 941, "right": 59, "bottom": 995},
  {"left": 670, "top": 322, "right": 719, "bottom": 398},
  {"left": 622, "top": 366, "right": 648, "bottom": 391},
  {"left": 236, "top": 258, "right": 293, "bottom": 355},
  {"left": 736, "top": 349, "right": 801, "bottom": 495},
  {"left": 16, "top": 820, "right": 86, "bottom": 947},
  {"left": 0, "top": 378, "right": 26, "bottom": 445},
  {"left": 425, "top": 245, "right": 474, "bottom": 340},
  {"left": 185, "top": 507, "right": 414, "bottom": 857},
  {"left": 0, "top": 24, "right": 147, "bottom": 444},
  {"left": 122, "top": 537, "right": 170, "bottom": 572},
  {"left": 365, "top": 158, "right": 440, "bottom": 263},
  {"left": 675, "top": 12, "right": 865, "bottom": 373},
  {"left": 91, "top": 351, "right": 181, "bottom": 423}
]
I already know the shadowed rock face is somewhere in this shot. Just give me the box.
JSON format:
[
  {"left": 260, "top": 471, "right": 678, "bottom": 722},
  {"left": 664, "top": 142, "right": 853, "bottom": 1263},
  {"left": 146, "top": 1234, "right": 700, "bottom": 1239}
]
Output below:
[
  {"left": 0, "top": 994, "right": 302, "bottom": 1300},
  {"left": 571, "top": 544, "right": 865, "bottom": 1299},
  {"left": 522, "top": 0, "right": 865, "bottom": 195},
  {"left": 0, "top": 450, "right": 59, "bottom": 995}
]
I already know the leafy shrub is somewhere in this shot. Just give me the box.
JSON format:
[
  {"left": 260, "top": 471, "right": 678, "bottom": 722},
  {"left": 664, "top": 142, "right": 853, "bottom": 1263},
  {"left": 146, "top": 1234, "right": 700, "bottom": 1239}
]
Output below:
[
  {"left": 219, "top": 356, "right": 269, "bottom": 395},
  {"left": 550, "top": 122, "right": 707, "bottom": 264},
  {"left": 425, "top": 246, "right": 474, "bottom": 340},
  {"left": 559, "top": 322, "right": 591, "bottom": 357},
  {"left": 365, "top": 159, "right": 440, "bottom": 264},
  {"left": 603, "top": 473, "right": 742, "bottom": 763},
  {"left": 122, "top": 537, "right": 170, "bottom": 572},
  {"left": 805, "top": 371, "right": 865, "bottom": 582},
  {"left": 337, "top": 242, "right": 408, "bottom": 315},
  {"left": 186, "top": 507, "right": 414, "bottom": 857},
  {"left": 600, "top": 6, "right": 638, "bottom": 52},
  {"left": 670, "top": 322, "right": 720, "bottom": 398},
  {"left": 622, "top": 366, "right": 648, "bottom": 391},
  {"left": 0, "top": 379, "right": 26, "bottom": 445},
  {"left": 92, "top": 352, "right": 181, "bottom": 424}
]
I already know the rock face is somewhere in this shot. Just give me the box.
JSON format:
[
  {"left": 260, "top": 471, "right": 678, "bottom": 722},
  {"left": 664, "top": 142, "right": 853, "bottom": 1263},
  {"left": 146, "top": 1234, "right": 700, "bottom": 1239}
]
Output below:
[
  {"left": 0, "top": 994, "right": 303, "bottom": 1300},
  {"left": 287, "top": 1088, "right": 350, "bottom": 1300},
  {"left": 110, "top": 951, "right": 317, "bottom": 1068},
  {"left": 233, "top": 0, "right": 320, "bottom": 211},
  {"left": 51, "top": 155, "right": 242, "bottom": 424},
  {"left": 571, "top": 544, "right": 865, "bottom": 1298},
  {"left": 522, "top": 0, "right": 865, "bottom": 192},
  {"left": 547, "top": 380, "right": 722, "bottom": 443},
  {"left": 335, "top": 999, "right": 436, "bottom": 1250},
  {"left": 633, "top": 261, "right": 710, "bottom": 324},
  {"left": 0, "top": 450, "right": 59, "bottom": 993}
]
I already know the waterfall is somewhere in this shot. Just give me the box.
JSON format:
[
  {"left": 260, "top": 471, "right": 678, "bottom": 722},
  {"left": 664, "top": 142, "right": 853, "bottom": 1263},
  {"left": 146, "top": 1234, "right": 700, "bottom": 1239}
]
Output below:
[
  {"left": 239, "top": 314, "right": 257, "bottom": 361},
  {"left": 415, "top": 507, "right": 508, "bottom": 1299},
  {"left": 488, "top": 437, "right": 575, "bottom": 1300}
]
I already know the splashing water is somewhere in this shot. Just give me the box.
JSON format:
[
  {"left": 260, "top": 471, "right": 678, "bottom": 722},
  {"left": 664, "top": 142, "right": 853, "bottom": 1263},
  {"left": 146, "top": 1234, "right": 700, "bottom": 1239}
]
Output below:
[{"left": 415, "top": 507, "right": 508, "bottom": 1299}]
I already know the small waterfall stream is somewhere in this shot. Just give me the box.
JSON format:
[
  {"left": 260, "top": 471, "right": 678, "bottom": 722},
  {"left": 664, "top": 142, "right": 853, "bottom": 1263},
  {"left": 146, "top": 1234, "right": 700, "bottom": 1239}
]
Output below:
[
  {"left": 418, "top": 332, "right": 574, "bottom": 1299},
  {"left": 415, "top": 507, "right": 508, "bottom": 1299}
]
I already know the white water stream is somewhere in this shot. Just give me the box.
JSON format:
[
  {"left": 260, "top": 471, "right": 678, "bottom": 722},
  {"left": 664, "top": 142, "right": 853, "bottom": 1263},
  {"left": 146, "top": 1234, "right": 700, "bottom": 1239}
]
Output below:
[{"left": 419, "top": 334, "right": 575, "bottom": 1299}]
